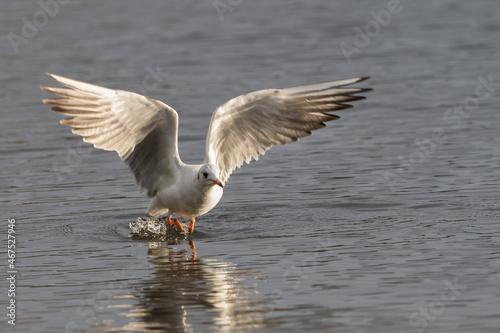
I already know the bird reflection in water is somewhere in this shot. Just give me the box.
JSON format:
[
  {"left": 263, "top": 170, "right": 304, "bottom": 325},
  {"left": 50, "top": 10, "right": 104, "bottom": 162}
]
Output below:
[{"left": 117, "top": 240, "right": 274, "bottom": 332}]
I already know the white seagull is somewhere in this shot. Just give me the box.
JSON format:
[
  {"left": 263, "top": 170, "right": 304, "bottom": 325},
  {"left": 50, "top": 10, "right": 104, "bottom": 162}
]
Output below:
[{"left": 42, "top": 73, "right": 370, "bottom": 233}]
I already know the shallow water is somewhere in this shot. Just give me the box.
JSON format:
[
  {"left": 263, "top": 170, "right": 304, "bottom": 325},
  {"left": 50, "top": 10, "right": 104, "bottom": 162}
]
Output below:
[{"left": 1, "top": 1, "right": 500, "bottom": 332}]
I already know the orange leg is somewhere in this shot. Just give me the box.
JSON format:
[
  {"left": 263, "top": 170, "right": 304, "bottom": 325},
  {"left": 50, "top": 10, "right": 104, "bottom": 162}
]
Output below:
[
  {"left": 167, "top": 216, "right": 185, "bottom": 233},
  {"left": 188, "top": 217, "right": 196, "bottom": 234},
  {"left": 189, "top": 239, "right": 197, "bottom": 261}
]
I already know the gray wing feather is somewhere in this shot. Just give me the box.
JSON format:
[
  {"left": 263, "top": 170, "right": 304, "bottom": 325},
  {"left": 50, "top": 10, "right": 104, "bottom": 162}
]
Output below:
[
  {"left": 41, "top": 73, "right": 181, "bottom": 197},
  {"left": 205, "top": 77, "right": 371, "bottom": 183}
]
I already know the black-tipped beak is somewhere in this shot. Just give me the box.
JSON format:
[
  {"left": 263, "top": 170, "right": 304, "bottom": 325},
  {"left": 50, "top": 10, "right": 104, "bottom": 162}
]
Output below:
[{"left": 213, "top": 179, "right": 223, "bottom": 188}]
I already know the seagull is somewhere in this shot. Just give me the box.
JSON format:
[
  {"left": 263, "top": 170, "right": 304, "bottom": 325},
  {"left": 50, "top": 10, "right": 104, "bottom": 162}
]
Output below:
[{"left": 41, "top": 73, "right": 371, "bottom": 233}]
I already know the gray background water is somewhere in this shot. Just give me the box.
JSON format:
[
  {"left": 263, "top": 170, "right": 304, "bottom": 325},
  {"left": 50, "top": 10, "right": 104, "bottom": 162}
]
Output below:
[{"left": 1, "top": 1, "right": 499, "bottom": 332}]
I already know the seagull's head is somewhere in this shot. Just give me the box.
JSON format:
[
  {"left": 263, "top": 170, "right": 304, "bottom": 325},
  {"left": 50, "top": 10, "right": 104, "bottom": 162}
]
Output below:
[{"left": 197, "top": 164, "right": 223, "bottom": 188}]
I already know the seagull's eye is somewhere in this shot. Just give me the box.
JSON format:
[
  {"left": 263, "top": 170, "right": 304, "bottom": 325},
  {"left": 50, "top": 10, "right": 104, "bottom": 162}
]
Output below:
[{"left": 203, "top": 172, "right": 208, "bottom": 178}]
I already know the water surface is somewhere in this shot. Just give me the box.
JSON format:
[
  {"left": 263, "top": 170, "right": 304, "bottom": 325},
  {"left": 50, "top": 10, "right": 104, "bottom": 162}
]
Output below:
[{"left": 1, "top": 1, "right": 499, "bottom": 332}]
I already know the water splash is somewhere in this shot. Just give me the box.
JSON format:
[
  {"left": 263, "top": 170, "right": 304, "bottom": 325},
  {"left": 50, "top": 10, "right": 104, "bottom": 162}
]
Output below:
[{"left": 129, "top": 217, "right": 187, "bottom": 241}]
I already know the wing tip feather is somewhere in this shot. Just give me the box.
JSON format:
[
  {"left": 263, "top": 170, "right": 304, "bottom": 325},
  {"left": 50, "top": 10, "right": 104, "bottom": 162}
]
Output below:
[{"left": 356, "top": 87, "right": 373, "bottom": 94}]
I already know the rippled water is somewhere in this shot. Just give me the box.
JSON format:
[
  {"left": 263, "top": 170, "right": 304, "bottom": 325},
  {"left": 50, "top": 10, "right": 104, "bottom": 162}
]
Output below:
[{"left": 1, "top": 1, "right": 500, "bottom": 332}]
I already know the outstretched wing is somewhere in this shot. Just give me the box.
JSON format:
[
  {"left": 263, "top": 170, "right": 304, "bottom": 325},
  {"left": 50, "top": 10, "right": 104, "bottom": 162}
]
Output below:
[
  {"left": 204, "top": 77, "right": 371, "bottom": 183},
  {"left": 41, "top": 73, "right": 181, "bottom": 197}
]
